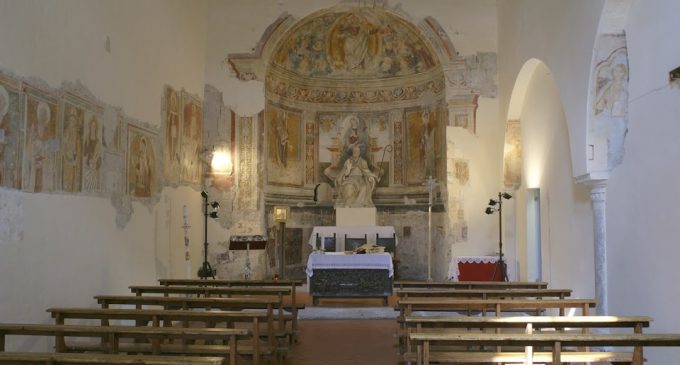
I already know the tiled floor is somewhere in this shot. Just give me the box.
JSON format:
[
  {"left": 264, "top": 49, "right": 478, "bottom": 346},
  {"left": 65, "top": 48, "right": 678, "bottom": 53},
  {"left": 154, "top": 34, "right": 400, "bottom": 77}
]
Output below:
[{"left": 283, "top": 319, "right": 400, "bottom": 365}]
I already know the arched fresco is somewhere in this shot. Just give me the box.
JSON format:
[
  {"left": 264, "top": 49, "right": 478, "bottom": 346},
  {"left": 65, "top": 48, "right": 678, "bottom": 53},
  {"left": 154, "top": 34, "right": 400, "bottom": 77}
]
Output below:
[{"left": 263, "top": 6, "right": 447, "bottom": 207}]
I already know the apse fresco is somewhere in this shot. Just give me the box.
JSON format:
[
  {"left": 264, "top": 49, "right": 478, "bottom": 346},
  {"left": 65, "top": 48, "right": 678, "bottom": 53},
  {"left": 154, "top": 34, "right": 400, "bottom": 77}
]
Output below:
[
  {"left": 0, "top": 77, "right": 23, "bottom": 189},
  {"left": 265, "top": 103, "right": 304, "bottom": 187},
  {"left": 22, "top": 89, "right": 59, "bottom": 193},
  {"left": 405, "top": 107, "right": 442, "bottom": 186},
  {"left": 317, "top": 111, "right": 391, "bottom": 188},
  {"left": 273, "top": 8, "right": 438, "bottom": 79}
]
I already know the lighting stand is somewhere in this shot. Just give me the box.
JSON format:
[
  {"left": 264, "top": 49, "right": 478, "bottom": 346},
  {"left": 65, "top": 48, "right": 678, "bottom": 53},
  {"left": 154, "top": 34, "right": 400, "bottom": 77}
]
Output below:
[
  {"left": 425, "top": 176, "right": 437, "bottom": 282},
  {"left": 198, "top": 191, "right": 219, "bottom": 279},
  {"left": 485, "top": 192, "right": 512, "bottom": 282}
]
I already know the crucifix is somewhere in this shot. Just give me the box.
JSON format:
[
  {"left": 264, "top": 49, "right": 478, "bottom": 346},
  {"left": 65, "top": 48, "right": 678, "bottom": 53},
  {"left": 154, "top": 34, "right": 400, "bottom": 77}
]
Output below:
[{"left": 425, "top": 176, "right": 438, "bottom": 281}]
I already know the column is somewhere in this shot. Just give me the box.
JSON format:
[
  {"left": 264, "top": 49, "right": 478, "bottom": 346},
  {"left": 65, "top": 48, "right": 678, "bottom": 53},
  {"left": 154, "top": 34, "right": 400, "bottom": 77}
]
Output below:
[{"left": 590, "top": 183, "right": 607, "bottom": 316}]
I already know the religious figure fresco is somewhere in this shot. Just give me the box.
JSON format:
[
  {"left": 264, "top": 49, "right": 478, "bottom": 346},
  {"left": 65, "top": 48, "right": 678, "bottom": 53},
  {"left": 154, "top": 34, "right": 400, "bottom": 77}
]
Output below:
[
  {"left": 23, "top": 92, "right": 59, "bottom": 193},
  {"left": 61, "top": 103, "right": 84, "bottom": 192},
  {"left": 127, "top": 126, "right": 156, "bottom": 198},
  {"left": 0, "top": 81, "right": 23, "bottom": 189},
  {"left": 163, "top": 87, "right": 181, "bottom": 183},
  {"left": 405, "top": 107, "right": 441, "bottom": 185},
  {"left": 503, "top": 120, "right": 522, "bottom": 189},
  {"left": 265, "top": 104, "right": 303, "bottom": 186},
  {"left": 180, "top": 94, "right": 202, "bottom": 185},
  {"left": 82, "top": 115, "right": 102, "bottom": 192},
  {"left": 273, "top": 8, "right": 437, "bottom": 79}
]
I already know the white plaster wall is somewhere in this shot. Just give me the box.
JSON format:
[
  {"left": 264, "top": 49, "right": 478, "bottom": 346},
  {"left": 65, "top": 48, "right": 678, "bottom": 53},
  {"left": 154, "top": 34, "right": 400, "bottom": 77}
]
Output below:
[
  {"left": 514, "top": 63, "right": 595, "bottom": 299},
  {"left": 497, "top": 0, "right": 605, "bottom": 178},
  {"left": 0, "top": 0, "right": 208, "bottom": 350},
  {"left": 607, "top": 0, "right": 680, "bottom": 362}
]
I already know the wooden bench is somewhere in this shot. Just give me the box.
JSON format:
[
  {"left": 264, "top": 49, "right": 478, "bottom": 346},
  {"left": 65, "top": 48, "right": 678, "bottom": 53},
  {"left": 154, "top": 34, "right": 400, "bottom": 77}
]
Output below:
[
  {"left": 398, "top": 298, "right": 597, "bottom": 317},
  {"left": 400, "top": 315, "right": 652, "bottom": 359},
  {"left": 157, "top": 279, "right": 304, "bottom": 342},
  {"left": 47, "top": 307, "right": 275, "bottom": 365},
  {"left": 94, "top": 295, "right": 293, "bottom": 352},
  {"left": 0, "top": 323, "right": 247, "bottom": 365},
  {"left": 408, "top": 332, "right": 680, "bottom": 365},
  {"left": 0, "top": 352, "right": 226, "bottom": 364},
  {"left": 394, "top": 280, "right": 549, "bottom": 290},
  {"left": 396, "top": 288, "right": 572, "bottom": 299}
]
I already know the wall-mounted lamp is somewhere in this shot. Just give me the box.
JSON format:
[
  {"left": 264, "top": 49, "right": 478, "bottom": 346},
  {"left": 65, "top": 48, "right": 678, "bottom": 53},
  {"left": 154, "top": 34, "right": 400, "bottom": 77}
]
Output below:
[{"left": 211, "top": 149, "right": 233, "bottom": 176}]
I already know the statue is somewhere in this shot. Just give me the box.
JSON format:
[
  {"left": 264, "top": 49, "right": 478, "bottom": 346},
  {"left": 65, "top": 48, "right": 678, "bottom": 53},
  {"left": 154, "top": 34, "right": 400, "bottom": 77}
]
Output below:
[{"left": 327, "top": 145, "right": 380, "bottom": 208}]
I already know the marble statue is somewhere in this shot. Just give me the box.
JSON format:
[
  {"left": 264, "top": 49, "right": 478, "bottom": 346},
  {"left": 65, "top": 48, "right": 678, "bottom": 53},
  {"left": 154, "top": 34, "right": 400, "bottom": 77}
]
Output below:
[{"left": 331, "top": 145, "right": 379, "bottom": 208}]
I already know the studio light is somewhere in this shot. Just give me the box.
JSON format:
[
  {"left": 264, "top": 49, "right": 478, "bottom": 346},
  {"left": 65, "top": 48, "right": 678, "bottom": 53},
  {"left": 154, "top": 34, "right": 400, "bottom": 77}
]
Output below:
[
  {"left": 484, "top": 191, "right": 513, "bottom": 282},
  {"left": 211, "top": 201, "right": 220, "bottom": 209}
]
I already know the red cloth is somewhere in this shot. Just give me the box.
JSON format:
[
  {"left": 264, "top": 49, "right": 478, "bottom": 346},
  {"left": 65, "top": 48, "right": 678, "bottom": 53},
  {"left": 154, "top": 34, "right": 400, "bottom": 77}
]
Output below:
[{"left": 457, "top": 261, "right": 505, "bottom": 281}]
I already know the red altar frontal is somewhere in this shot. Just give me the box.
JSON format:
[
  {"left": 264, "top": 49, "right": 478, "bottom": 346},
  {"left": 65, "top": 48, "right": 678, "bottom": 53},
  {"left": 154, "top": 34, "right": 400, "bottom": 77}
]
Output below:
[{"left": 449, "top": 256, "right": 505, "bottom": 281}]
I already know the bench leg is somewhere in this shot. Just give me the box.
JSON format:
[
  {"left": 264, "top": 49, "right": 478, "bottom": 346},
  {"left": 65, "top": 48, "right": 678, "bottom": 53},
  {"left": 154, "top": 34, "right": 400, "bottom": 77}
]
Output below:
[{"left": 552, "top": 341, "right": 561, "bottom": 365}]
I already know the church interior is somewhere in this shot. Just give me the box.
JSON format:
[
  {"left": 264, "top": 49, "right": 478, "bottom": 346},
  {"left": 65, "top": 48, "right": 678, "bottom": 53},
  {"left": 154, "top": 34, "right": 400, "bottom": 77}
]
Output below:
[{"left": 1, "top": 0, "right": 680, "bottom": 364}]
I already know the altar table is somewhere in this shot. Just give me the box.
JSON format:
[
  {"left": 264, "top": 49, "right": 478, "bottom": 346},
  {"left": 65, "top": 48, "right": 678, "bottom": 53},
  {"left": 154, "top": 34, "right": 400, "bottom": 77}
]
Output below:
[
  {"left": 306, "top": 252, "right": 393, "bottom": 305},
  {"left": 449, "top": 255, "right": 504, "bottom": 282},
  {"left": 307, "top": 226, "right": 397, "bottom": 252}
]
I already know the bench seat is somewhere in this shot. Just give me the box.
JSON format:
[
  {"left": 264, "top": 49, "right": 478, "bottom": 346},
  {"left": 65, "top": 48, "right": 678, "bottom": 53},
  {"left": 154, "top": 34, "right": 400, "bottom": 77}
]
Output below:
[
  {"left": 0, "top": 352, "right": 225, "bottom": 364},
  {"left": 402, "top": 350, "right": 635, "bottom": 364}
]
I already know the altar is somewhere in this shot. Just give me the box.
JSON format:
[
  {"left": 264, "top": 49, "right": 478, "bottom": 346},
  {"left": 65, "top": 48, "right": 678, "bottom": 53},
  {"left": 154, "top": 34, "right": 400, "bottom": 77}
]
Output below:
[
  {"left": 307, "top": 226, "right": 397, "bottom": 252},
  {"left": 448, "top": 255, "right": 504, "bottom": 281},
  {"left": 306, "top": 252, "right": 393, "bottom": 305}
]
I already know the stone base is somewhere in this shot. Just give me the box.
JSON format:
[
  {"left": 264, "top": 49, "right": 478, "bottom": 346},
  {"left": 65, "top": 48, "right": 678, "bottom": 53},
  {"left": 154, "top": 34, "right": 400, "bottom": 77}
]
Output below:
[{"left": 335, "top": 207, "right": 376, "bottom": 226}]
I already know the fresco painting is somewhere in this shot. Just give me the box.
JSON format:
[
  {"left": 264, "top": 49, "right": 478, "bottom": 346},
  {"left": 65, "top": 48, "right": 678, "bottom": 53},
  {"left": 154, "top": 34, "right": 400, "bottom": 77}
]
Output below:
[
  {"left": 265, "top": 104, "right": 304, "bottom": 187},
  {"left": 61, "top": 101, "right": 84, "bottom": 193},
  {"left": 405, "top": 107, "right": 441, "bottom": 185},
  {"left": 0, "top": 78, "right": 23, "bottom": 189},
  {"left": 163, "top": 87, "right": 181, "bottom": 183},
  {"left": 127, "top": 125, "right": 157, "bottom": 198},
  {"left": 180, "top": 92, "right": 203, "bottom": 185},
  {"left": 23, "top": 89, "right": 59, "bottom": 193},
  {"left": 274, "top": 9, "right": 437, "bottom": 79}
]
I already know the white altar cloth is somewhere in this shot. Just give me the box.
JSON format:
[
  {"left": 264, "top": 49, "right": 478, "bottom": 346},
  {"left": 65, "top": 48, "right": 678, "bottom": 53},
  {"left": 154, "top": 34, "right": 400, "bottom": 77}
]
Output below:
[
  {"left": 305, "top": 252, "right": 393, "bottom": 278},
  {"left": 308, "top": 226, "right": 397, "bottom": 252}
]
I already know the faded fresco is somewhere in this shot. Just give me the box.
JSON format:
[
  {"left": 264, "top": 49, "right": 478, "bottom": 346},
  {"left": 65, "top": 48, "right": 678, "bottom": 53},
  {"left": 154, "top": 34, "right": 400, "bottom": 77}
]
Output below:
[
  {"left": 266, "top": 104, "right": 303, "bottom": 186},
  {"left": 0, "top": 78, "right": 23, "bottom": 189},
  {"left": 273, "top": 8, "right": 437, "bottom": 79},
  {"left": 503, "top": 119, "right": 521, "bottom": 189},
  {"left": 237, "top": 116, "right": 256, "bottom": 210},
  {"left": 318, "top": 112, "right": 390, "bottom": 190},
  {"left": 180, "top": 92, "right": 203, "bottom": 185},
  {"left": 163, "top": 86, "right": 181, "bottom": 183},
  {"left": 127, "top": 125, "right": 157, "bottom": 198},
  {"left": 82, "top": 113, "right": 103, "bottom": 192},
  {"left": 23, "top": 88, "right": 59, "bottom": 193},
  {"left": 61, "top": 100, "right": 84, "bottom": 192},
  {"left": 405, "top": 107, "right": 441, "bottom": 185}
]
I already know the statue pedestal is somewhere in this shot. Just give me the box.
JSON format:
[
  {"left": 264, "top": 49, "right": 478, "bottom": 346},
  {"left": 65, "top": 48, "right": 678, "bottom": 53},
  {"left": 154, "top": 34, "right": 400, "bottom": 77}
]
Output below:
[{"left": 336, "top": 207, "right": 377, "bottom": 227}]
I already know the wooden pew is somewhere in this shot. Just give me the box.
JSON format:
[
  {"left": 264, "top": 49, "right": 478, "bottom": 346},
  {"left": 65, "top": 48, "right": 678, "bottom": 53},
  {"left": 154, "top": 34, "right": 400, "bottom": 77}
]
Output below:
[
  {"left": 400, "top": 315, "right": 652, "bottom": 360},
  {"left": 157, "top": 279, "right": 304, "bottom": 342},
  {"left": 409, "top": 332, "right": 680, "bottom": 365},
  {"left": 0, "top": 323, "right": 247, "bottom": 365},
  {"left": 396, "top": 288, "right": 572, "bottom": 299},
  {"left": 47, "top": 307, "right": 274, "bottom": 365},
  {"left": 0, "top": 352, "right": 226, "bottom": 364},
  {"left": 394, "top": 280, "right": 548, "bottom": 290},
  {"left": 398, "top": 298, "right": 597, "bottom": 317},
  {"left": 93, "top": 295, "right": 292, "bottom": 352}
]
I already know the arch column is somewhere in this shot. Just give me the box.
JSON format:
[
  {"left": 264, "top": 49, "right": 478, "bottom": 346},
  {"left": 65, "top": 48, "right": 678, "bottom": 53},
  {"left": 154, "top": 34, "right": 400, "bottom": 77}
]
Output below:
[{"left": 577, "top": 172, "right": 610, "bottom": 316}]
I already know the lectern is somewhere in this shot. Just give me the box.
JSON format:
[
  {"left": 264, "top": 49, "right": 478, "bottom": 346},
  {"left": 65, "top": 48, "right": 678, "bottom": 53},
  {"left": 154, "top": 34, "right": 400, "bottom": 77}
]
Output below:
[{"left": 229, "top": 235, "right": 267, "bottom": 280}]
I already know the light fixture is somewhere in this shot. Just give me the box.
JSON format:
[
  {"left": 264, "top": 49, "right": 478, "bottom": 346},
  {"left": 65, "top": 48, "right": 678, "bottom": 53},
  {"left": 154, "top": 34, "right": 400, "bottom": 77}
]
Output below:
[
  {"left": 198, "top": 190, "right": 220, "bottom": 279},
  {"left": 273, "top": 206, "right": 290, "bottom": 223},
  {"left": 210, "top": 149, "right": 233, "bottom": 175},
  {"left": 484, "top": 192, "right": 513, "bottom": 281}
]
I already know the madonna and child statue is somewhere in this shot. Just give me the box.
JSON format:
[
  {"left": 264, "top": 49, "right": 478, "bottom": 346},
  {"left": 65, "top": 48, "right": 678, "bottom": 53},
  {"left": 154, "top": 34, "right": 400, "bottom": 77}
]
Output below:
[{"left": 324, "top": 144, "right": 381, "bottom": 208}]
